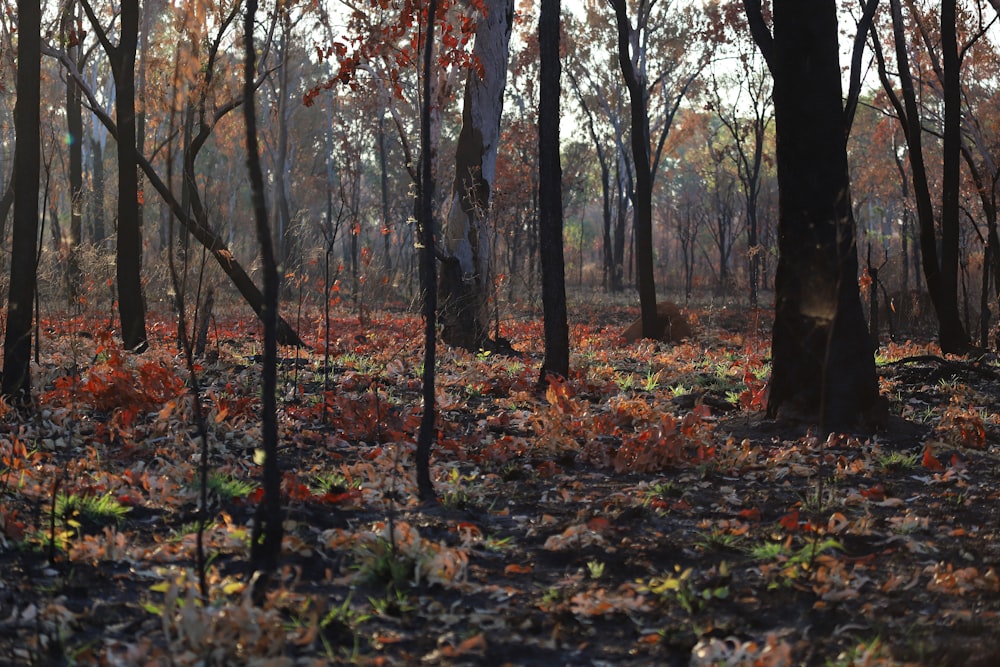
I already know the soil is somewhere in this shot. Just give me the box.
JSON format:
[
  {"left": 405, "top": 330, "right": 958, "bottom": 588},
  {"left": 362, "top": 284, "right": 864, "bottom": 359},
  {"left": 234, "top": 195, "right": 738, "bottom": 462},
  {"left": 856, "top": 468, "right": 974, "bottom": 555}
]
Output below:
[{"left": 0, "top": 304, "right": 998, "bottom": 666}]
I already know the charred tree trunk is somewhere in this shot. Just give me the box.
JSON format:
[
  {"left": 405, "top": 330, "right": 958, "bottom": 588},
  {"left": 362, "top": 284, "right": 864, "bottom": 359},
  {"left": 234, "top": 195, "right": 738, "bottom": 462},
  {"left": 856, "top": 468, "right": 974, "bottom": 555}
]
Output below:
[
  {"left": 612, "top": 0, "right": 657, "bottom": 339},
  {"left": 538, "top": 0, "right": 569, "bottom": 383},
  {"left": 3, "top": 0, "right": 41, "bottom": 401},
  {"left": 83, "top": 0, "right": 148, "bottom": 351},
  {"left": 744, "top": 0, "right": 881, "bottom": 431},
  {"left": 244, "top": 0, "right": 284, "bottom": 602}
]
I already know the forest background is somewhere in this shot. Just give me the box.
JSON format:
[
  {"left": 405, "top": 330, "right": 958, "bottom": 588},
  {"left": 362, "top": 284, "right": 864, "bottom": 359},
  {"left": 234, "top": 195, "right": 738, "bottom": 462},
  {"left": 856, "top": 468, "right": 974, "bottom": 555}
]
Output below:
[{"left": 1, "top": 0, "right": 1000, "bottom": 665}]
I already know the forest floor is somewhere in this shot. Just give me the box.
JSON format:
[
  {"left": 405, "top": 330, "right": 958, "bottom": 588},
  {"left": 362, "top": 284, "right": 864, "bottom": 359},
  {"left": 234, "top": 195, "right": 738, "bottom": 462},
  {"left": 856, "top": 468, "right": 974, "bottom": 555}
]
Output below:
[{"left": 0, "top": 299, "right": 999, "bottom": 666}]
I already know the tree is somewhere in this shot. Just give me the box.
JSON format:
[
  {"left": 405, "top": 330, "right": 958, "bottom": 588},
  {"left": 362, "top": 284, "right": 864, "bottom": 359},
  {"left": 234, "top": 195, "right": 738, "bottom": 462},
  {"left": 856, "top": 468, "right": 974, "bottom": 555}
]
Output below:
[
  {"left": 47, "top": 10, "right": 305, "bottom": 347},
  {"left": 871, "top": 0, "right": 969, "bottom": 352},
  {"left": 610, "top": 0, "right": 706, "bottom": 338},
  {"left": 706, "top": 2, "right": 773, "bottom": 307},
  {"left": 244, "top": 0, "right": 283, "bottom": 603},
  {"left": 62, "top": 1, "right": 85, "bottom": 301},
  {"left": 537, "top": 0, "right": 569, "bottom": 383},
  {"left": 82, "top": 0, "right": 148, "bottom": 352},
  {"left": 439, "top": 0, "right": 514, "bottom": 351},
  {"left": 417, "top": 0, "right": 442, "bottom": 504},
  {"left": 2, "top": 0, "right": 41, "bottom": 401},
  {"left": 743, "top": 0, "right": 882, "bottom": 431},
  {"left": 610, "top": 0, "right": 657, "bottom": 338}
]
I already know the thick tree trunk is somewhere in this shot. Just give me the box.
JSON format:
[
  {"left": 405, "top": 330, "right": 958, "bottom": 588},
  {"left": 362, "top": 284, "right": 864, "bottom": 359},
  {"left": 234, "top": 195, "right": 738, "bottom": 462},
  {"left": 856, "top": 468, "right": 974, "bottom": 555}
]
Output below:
[
  {"left": 3, "top": 0, "right": 41, "bottom": 400},
  {"left": 538, "top": 0, "right": 569, "bottom": 383},
  {"left": 745, "top": 0, "right": 881, "bottom": 431},
  {"left": 439, "top": 0, "right": 513, "bottom": 351}
]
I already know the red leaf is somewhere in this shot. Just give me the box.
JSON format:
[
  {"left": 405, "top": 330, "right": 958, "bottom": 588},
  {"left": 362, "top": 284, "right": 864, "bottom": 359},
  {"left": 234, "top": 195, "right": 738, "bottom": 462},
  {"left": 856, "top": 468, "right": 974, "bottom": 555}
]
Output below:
[
  {"left": 738, "top": 507, "right": 761, "bottom": 522},
  {"left": 860, "top": 484, "right": 885, "bottom": 501},
  {"left": 922, "top": 446, "right": 944, "bottom": 472},
  {"left": 779, "top": 509, "right": 800, "bottom": 532},
  {"left": 587, "top": 517, "right": 611, "bottom": 532}
]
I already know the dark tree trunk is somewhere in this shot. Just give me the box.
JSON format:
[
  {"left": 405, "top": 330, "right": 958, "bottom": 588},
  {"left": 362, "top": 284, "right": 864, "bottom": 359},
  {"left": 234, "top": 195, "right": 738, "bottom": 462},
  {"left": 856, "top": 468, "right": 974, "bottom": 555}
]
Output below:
[
  {"left": 879, "top": 0, "right": 967, "bottom": 351},
  {"left": 416, "top": 0, "right": 440, "bottom": 503},
  {"left": 744, "top": 0, "right": 881, "bottom": 431},
  {"left": 537, "top": 0, "right": 569, "bottom": 384},
  {"left": 3, "top": 0, "right": 41, "bottom": 401},
  {"left": 612, "top": 160, "right": 627, "bottom": 292},
  {"left": 244, "top": 0, "right": 284, "bottom": 602},
  {"left": 83, "top": 0, "right": 148, "bottom": 351},
  {"left": 939, "top": 0, "right": 967, "bottom": 351},
  {"left": 113, "top": 0, "right": 147, "bottom": 351},
  {"left": 611, "top": 0, "right": 657, "bottom": 338}
]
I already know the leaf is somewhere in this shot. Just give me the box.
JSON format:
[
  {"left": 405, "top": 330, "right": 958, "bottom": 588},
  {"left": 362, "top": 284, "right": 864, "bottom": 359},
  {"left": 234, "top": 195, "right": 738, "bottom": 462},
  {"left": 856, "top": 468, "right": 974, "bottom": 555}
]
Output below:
[
  {"left": 922, "top": 445, "right": 944, "bottom": 472},
  {"left": 504, "top": 563, "right": 533, "bottom": 575}
]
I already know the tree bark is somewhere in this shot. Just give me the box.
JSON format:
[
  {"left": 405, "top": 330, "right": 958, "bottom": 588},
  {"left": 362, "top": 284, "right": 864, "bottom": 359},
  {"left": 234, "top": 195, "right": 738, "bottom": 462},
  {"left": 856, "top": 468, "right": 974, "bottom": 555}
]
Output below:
[
  {"left": 538, "top": 0, "right": 569, "bottom": 383},
  {"left": 3, "top": 0, "right": 41, "bottom": 401},
  {"left": 744, "top": 0, "right": 881, "bottom": 431},
  {"left": 439, "top": 0, "right": 513, "bottom": 351}
]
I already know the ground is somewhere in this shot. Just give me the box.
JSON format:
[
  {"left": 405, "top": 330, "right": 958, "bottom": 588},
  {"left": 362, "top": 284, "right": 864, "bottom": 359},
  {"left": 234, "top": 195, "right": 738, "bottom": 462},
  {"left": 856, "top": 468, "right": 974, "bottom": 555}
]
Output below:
[{"left": 0, "top": 300, "right": 999, "bottom": 666}]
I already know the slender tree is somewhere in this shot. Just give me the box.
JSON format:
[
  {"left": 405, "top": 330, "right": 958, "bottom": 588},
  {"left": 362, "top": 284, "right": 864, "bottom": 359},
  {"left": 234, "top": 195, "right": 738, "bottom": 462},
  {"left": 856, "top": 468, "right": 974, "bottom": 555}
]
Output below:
[
  {"left": 416, "top": 0, "right": 440, "bottom": 503},
  {"left": 81, "top": 0, "right": 148, "bottom": 352},
  {"left": 610, "top": 0, "right": 657, "bottom": 338},
  {"left": 3, "top": 0, "right": 41, "bottom": 401},
  {"left": 244, "top": 0, "right": 284, "bottom": 601},
  {"left": 538, "top": 0, "right": 569, "bottom": 383},
  {"left": 871, "top": 0, "right": 968, "bottom": 352},
  {"left": 62, "top": 1, "right": 85, "bottom": 301}
]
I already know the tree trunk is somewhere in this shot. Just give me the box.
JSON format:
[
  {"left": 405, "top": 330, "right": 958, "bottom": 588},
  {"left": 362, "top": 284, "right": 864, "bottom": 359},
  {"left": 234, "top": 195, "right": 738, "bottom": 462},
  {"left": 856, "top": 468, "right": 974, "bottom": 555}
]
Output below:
[
  {"left": 611, "top": 0, "right": 657, "bottom": 339},
  {"left": 85, "top": 0, "right": 148, "bottom": 351},
  {"left": 439, "top": 0, "right": 513, "bottom": 351},
  {"left": 939, "top": 0, "right": 967, "bottom": 351},
  {"left": 244, "top": 0, "right": 283, "bottom": 602},
  {"left": 744, "top": 0, "right": 881, "bottom": 431},
  {"left": 538, "top": 0, "right": 569, "bottom": 383},
  {"left": 883, "top": 0, "right": 967, "bottom": 351},
  {"left": 3, "top": 0, "right": 41, "bottom": 401},
  {"left": 63, "top": 2, "right": 84, "bottom": 301}
]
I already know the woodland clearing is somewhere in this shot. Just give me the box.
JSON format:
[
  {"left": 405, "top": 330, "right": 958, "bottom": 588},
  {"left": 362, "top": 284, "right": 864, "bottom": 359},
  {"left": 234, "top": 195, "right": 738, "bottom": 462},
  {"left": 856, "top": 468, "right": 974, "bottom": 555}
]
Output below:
[{"left": 0, "top": 300, "right": 998, "bottom": 666}]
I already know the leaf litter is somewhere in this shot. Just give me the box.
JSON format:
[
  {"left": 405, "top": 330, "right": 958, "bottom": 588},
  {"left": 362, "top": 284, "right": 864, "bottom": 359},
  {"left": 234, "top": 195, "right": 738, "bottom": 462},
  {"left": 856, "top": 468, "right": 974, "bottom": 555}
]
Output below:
[{"left": 0, "top": 305, "right": 998, "bottom": 665}]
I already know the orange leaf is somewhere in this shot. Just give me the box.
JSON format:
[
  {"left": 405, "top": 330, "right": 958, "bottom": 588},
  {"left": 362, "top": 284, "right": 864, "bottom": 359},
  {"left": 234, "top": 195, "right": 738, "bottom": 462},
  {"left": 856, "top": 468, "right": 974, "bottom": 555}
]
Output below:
[
  {"left": 922, "top": 446, "right": 944, "bottom": 472},
  {"left": 860, "top": 484, "right": 885, "bottom": 501},
  {"left": 587, "top": 517, "right": 611, "bottom": 532},
  {"left": 504, "top": 563, "right": 533, "bottom": 575},
  {"left": 738, "top": 507, "right": 761, "bottom": 522}
]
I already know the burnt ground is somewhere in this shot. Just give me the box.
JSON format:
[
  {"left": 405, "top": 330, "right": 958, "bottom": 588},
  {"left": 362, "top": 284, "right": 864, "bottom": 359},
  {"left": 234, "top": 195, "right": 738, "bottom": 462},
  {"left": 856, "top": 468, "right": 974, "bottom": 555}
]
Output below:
[{"left": 0, "top": 304, "right": 999, "bottom": 666}]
